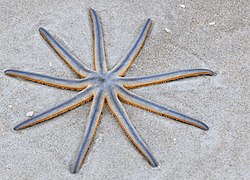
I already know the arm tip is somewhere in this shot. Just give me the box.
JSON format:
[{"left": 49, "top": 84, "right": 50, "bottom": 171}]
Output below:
[
  {"left": 4, "top": 69, "right": 10, "bottom": 74},
  {"left": 89, "top": 7, "right": 95, "bottom": 13},
  {"left": 14, "top": 122, "right": 28, "bottom": 131},
  {"left": 150, "top": 159, "right": 159, "bottom": 167},
  {"left": 146, "top": 18, "right": 153, "bottom": 26},
  {"left": 38, "top": 27, "right": 45, "bottom": 32},
  {"left": 38, "top": 27, "right": 48, "bottom": 37},
  {"left": 4, "top": 69, "right": 16, "bottom": 76},
  {"left": 201, "top": 124, "right": 209, "bottom": 131},
  {"left": 210, "top": 71, "right": 217, "bottom": 76},
  {"left": 70, "top": 163, "right": 80, "bottom": 174},
  {"left": 13, "top": 126, "right": 21, "bottom": 131},
  {"left": 204, "top": 69, "right": 216, "bottom": 76}
]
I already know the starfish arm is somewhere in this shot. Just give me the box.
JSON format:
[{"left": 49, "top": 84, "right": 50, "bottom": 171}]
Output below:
[
  {"left": 14, "top": 87, "right": 94, "bottom": 131},
  {"left": 107, "top": 88, "right": 158, "bottom": 167},
  {"left": 110, "top": 19, "right": 152, "bottom": 76},
  {"left": 117, "top": 86, "right": 209, "bottom": 130},
  {"left": 71, "top": 90, "right": 105, "bottom": 173},
  {"left": 4, "top": 69, "right": 93, "bottom": 90},
  {"left": 118, "top": 69, "right": 215, "bottom": 88},
  {"left": 39, "top": 27, "right": 93, "bottom": 77},
  {"left": 89, "top": 8, "right": 107, "bottom": 74}
]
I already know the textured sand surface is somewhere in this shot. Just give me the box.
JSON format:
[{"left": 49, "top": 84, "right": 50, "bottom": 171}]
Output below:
[{"left": 0, "top": 0, "right": 249, "bottom": 179}]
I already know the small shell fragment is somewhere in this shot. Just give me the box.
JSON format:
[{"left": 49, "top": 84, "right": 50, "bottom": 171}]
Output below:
[
  {"left": 26, "top": 111, "right": 34, "bottom": 117},
  {"left": 209, "top": 22, "right": 216, "bottom": 26},
  {"left": 164, "top": 28, "right": 171, "bottom": 33},
  {"left": 180, "top": 4, "right": 186, "bottom": 8}
]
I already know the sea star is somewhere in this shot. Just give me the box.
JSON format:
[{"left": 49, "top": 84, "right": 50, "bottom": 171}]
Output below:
[{"left": 4, "top": 8, "right": 214, "bottom": 173}]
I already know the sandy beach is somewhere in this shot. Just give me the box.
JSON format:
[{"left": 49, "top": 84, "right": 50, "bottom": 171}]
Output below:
[{"left": 0, "top": 0, "right": 249, "bottom": 179}]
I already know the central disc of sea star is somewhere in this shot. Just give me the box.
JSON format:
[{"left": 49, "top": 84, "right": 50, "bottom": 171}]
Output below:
[{"left": 4, "top": 8, "right": 214, "bottom": 173}]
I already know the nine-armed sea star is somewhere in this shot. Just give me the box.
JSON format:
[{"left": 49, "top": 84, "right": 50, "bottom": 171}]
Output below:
[{"left": 4, "top": 8, "right": 214, "bottom": 173}]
